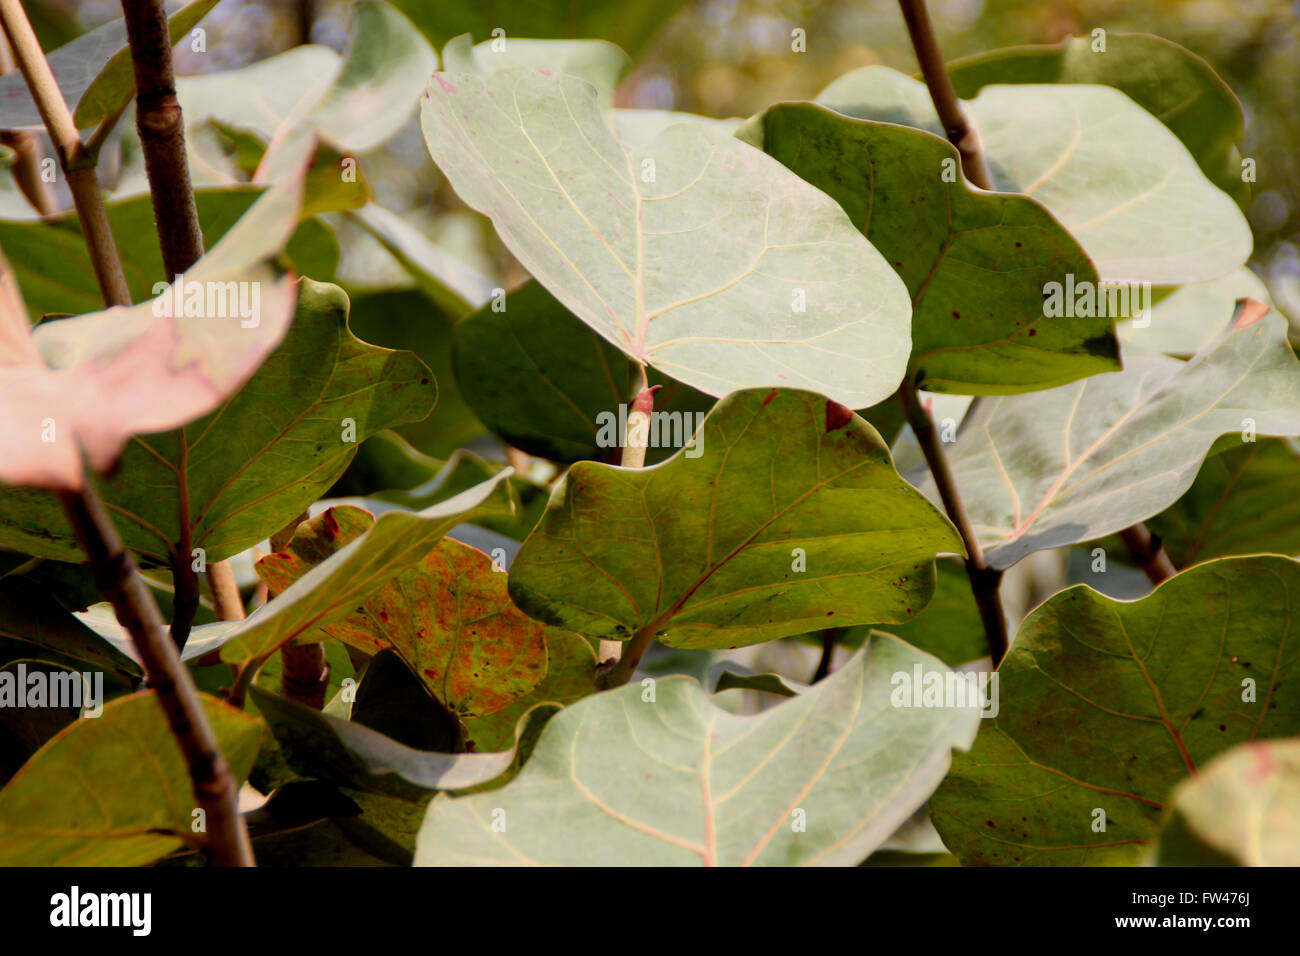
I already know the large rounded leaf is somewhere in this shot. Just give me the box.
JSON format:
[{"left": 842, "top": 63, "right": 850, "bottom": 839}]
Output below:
[
  {"left": 906, "top": 308, "right": 1300, "bottom": 569},
  {"left": 747, "top": 102, "right": 1118, "bottom": 395},
  {"left": 508, "top": 388, "right": 963, "bottom": 648},
  {"left": 421, "top": 68, "right": 913, "bottom": 408},
  {"left": 931, "top": 556, "right": 1300, "bottom": 866},
  {"left": 416, "top": 634, "right": 980, "bottom": 866},
  {"left": 817, "top": 66, "right": 1252, "bottom": 285}
]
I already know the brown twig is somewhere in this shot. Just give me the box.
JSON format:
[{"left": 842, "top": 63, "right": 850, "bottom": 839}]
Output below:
[
  {"left": 812, "top": 628, "right": 841, "bottom": 683},
  {"left": 0, "top": 0, "right": 129, "bottom": 305},
  {"left": 1119, "top": 524, "right": 1177, "bottom": 586},
  {"left": 897, "top": 0, "right": 994, "bottom": 190},
  {"left": 119, "top": 0, "right": 203, "bottom": 280},
  {"left": 900, "top": 382, "right": 1008, "bottom": 665},
  {"left": 58, "top": 485, "right": 253, "bottom": 866},
  {"left": 268, "top": 512, "right": 330, "bottom": 709},
  {"left": 0, "top": 33, "right": 57, "bottom": 216},
  {"left": 206, "top": 559, "right": 247, "bottom": 621},
  {"left": 0, "top": 0, "right": 252, "bottom": 866}
]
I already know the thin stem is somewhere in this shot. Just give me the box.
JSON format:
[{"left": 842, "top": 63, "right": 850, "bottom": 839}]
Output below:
[
  {"left": 597, "top": 374, "right": 661, "bottom": 671},
  {"left": 0, "top": 32, "right": 56, "bottom": 216},
  {"left": 58, "top": 484, "right": 253, "bottom": 866},
  {"left": 268, "top": 511, "right": 330, "bottom": 709},
  {"left": 897, "top": 0, "right": 994, "bottom": 190},
  {"left": 812, "top": 628, "right": 841, "bottom": 683},
  {"left": 0, "top": 1, "right": 252, "bottom": 865},
  {"left": 597, "top": 623, "right": 654, "bottom": 689},
  {"left": 899, "top": 382, "right": 1009, "bottom": 665},
  {"left": 0, "top": 0, "right": 130, "bottom": 305},
  {"left": 1119, "top": 524, "right": 1177, "bottom": 586},
  {"left": 206, "top": 560, "right": 247, "bottom": 621},
  {"left": 119, "top": 0, "right": 203, "bottom": 279}
]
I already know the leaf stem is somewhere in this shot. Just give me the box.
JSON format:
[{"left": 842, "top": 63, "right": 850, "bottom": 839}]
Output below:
[
  {"left": 897, "top": 0, "right": 994, "bottom": 190},
  {"left": 1119, "top": 524, "right": 1177, "bottom": 585},
  {"left": 598, "top": 375, "right": 662, "bottom": 679},
  {"left": 899, "top": 381, "right": 1008, "bottom": 665},
  {"left": 811, "top": 627, "right": 841, "bottom": 683}
]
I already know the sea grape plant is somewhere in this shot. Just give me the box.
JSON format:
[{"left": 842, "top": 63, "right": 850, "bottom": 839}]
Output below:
[{"left": 0, "top": 0, "right": 1295, "bottom": 869}]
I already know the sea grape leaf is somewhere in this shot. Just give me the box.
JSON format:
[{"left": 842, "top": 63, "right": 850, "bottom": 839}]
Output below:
[
  {"left": 348, "top": 204, "right": 496, "bottom": 318},
  {"left": 507, "top": 388, "right": 963, "bottom": 648},
  {"left": 256, "top": 506, "right": 547, "bottom": 718},
  {"left": 613, "top": 110, "right": 744, "bottom": 151},
  {"left": 0, "top": 578, "right": 140, "bottom": 676},
  {"left": 421, "top": 69, "right": 913, "bottom": 409},
  {"left": 392, "top": 0, "right": 690, "bottom": 60},
  {"left": 329, "top": 435, "right": 548, "bottom": 542},
  {"left": 250, "top": 685, "right": 539, "bottom": 799},
  {"left": 931, "top": 556, "right": 1300, "bottom": 866},
  {"left": 0, "top": 186, "right": 300, "bottom": 492},
  {"left": 461, "top": 629, "right": 599, "bottom": 753},
  {"left": 816, "top": 67, "right": 1252, "bottom": 285},
  {"left": 1119, "top": 267, "right": 1271, "bottom": 359},
  {"left": 1155, "top": 739, "right": 1300, "bottom": 866},
  {"left": 441, "top": 33, "right": 629, "bottom": 108},
  {"left": 826, "top": 559, "right": 989, "bottom": 667},
  {"left": 1146, "top": 438, "right": 1300, "bottom": 567},
  {"left": 218, "top": 473, "right": 514, "bottom": 664},
  {"left": 452, "top": 280, "right": 715, "bottom": 462},
  {"left": 0, "top": 0, "right": 217, "bottom": 130},
  {"left": 0, "top": 279, "right": 435, "bottom": 562},
  {"left": 0, "top": 691, "right": 261, "bottom": 866},
  {"left": 906, "top": 307, "right": 1300, "bottom": 569},
  {"left": 416, "top": 634, "right": 980, "bottom": 866},
  {"left": 346, "top": 290, "right": 484, "bottom": 456},
  {"left": 946, "top": 33, "right": 1247, "bottom": 205},
  {"left": 711, "top": 666, "right": 800, "bottom": 698},
  {"left": 0, "top": 662, "right": 82, "bottom": 786},
  {"left": 747, "top": 102, "right": 1118, "bottom": 394}
]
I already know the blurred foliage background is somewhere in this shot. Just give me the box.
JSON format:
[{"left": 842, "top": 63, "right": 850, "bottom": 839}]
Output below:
[{"left": 44, "top": 0, "right": 1300, "bottom": 316}]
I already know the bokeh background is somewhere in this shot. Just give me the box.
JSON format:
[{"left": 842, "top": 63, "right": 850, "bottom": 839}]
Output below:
[{"left": 41, "top": 0, "right": 1300, "bottom": 319}]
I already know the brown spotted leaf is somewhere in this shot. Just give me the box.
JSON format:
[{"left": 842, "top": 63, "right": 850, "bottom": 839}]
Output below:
[{"left": 258, "top": 505, "right": 548, "bottom": 718}]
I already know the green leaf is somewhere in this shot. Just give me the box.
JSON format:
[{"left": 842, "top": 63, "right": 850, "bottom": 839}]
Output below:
[
  {"left": 250, "top": 684, "right": 537, "bottom": 799},
  {"left": 712, "top": 667, "right": 800, "bottom": 698},
  {"left": 0, "top": 691, "right": 261, "bottom": 866},
  {"left": 218, "top": 472, "right": 514, "bottom": 664},
  {"left": 256, "top": 506, "right": 548, "bottom": 718},
  {"left": 330, "top": 435, "right": 549, "bottom": 542},
  {"left": 0, "top": 0, "right": 217, "bottom": 130},
  {"left": 826, "top": 559, "right": 989, "bottom": 667},
  {"left": 1155, "top": 739, "right": 1300, "bottom": 866},
  {"left": 461, "top": 629, "right": 599, "bottom": 753},
  {"left": 946, "top": 33, "right": 1247, "bottom": 206},
  {"left": 440, "top": 34, "right": 629, "bottom": 108},
  {"left": 906, "top": 309, "right": 1300, "bottom": 569},
  {"left": 749, "top": 103, "right": 1118, "bottom": 394},
  {"left": 452, "top": 280, "right": 715, "bottom": 462},
  {"left": 508, "top": 388, "right": 963, "bottom": 648},
  {"left": 817, "top": 66, "right": 1252, "bottom": 285},
  {"left": 1119, "top": 267, "right": 1271, "bottom": 359},
  {"left": 345, "top": 290, "right": 484, "bottom": 456},
  {"left": 931, "top": 556, "right": 1300, "bottom": 866},
  {"left": 421, "top": 69, "right": 913, "bottom": 408},
  {"left": 348, "top": 204, "right": 496, "bottom": 318},
  {"left": 0, "top": 579, "right": 140, "bottom": 676},
  {"left": 0, "top": 662, "right": 82, "bottom": 785},
  {"left": 392, "top": 0, "right": 689, "bottom": 60},
  {"left": 0, "top": 279, "right": 436, "bottom": 562},
  {"left": 1146, "top": 438, "right": 1300, "bottom": 566},
  {"left": 416, "top": 634, "right": 980, "bottom": 865}
]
